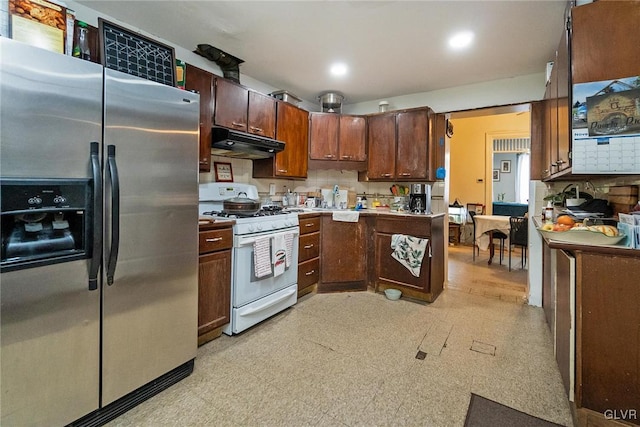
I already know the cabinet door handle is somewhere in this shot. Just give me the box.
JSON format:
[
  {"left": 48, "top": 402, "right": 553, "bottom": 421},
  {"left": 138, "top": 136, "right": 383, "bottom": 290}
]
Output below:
[
  {"left": 341, "top": 155, "right": 352, "bottom": 160},
  {"left": 305, "top": 270, "right": 315, "bottom": 276},
  {"left": 556, "top": 159, "right": 566, "bottom": 165},
  {"left": 324, "top": 154, "right": 334, "bottom": 158},
  {"left": 277, "top": 169, "right": 288, "bottom": 173},
  {"left": 304, "top": 244, "right": 314, "bottom": 249},
  {"left": 305, "top": 223, "right": 314, "bottom": 227},
  {"left": 250, "top": 126, "right": 263, "bottom": 133},
  {"left": 400, "top": 172, "right": 411, "bottom": 176},
  {"left": 381, "top": 173, "right": 392, "bottom": 177},
  {"left": 232, "top": 121, "right": 245, "bottom": 128},
  {"left": 206, "top": 237, "right": 223, "bottom": 242}
]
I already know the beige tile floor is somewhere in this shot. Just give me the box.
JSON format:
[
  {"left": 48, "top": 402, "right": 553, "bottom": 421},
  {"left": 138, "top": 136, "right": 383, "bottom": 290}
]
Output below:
[{"left": 108, "top": 280, "right": 573, "bottom": 426}]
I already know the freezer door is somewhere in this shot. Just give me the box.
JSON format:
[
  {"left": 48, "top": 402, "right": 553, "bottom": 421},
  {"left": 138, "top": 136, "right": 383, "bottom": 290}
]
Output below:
[
  {"left": 101, "top": 69, "right": 200, "bottom": 405},
  {"left": 0, "top": 39, "right": 102, "bottom": 425}
]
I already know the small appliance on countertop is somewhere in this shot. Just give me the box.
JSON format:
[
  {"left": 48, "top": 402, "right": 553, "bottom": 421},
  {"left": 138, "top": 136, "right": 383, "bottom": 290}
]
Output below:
[{"left": 409, "top": 183, "right": 432, "bottom": 214}]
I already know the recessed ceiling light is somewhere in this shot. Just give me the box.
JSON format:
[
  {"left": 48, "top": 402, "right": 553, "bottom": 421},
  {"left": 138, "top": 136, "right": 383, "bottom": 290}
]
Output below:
[
  {"left": 330, "top": 63, "right": 348, "bottom": 76},
  {"left": 448, "top": 31, "right": 474, "bottom": 49}
]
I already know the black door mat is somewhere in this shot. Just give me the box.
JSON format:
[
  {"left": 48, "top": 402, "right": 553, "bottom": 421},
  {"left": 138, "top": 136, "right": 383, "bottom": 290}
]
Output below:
[{"left": 464, "top": 393, "right": 565, "bottom": 427}]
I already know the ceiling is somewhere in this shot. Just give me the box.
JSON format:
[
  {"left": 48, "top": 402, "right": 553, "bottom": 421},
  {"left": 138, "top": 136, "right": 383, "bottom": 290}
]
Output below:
[{"left": 76, "top": 1, "right": 568, "bottom": 106}]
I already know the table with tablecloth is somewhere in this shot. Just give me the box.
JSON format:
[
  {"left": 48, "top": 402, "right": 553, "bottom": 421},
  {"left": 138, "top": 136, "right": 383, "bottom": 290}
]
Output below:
[{"left": 473, "top": 215, "right": 511, "bottom": 264}]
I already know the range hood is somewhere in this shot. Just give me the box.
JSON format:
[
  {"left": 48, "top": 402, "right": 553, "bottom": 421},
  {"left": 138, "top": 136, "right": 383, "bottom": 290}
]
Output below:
[{"left": 211, "top": 127, "right": 285, "bottom": 159}]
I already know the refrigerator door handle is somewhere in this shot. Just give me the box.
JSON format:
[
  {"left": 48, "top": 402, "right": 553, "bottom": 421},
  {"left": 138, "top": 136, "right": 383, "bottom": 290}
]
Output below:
[
  {"left": 89, "top": 142, "right": 102, "bottom": 291},
  {"left": 106, "top": 144, "right": 120, "bottom": 286}
]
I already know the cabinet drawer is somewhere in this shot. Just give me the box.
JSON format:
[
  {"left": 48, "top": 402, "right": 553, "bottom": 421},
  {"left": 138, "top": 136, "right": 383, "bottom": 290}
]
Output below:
[
  {"left": 376, "top": 217, "right": 431, "bottom": 238},
  {"left": 298, "top": 258, "right": 319, "bottom": 290},
  {"left": 299, "top": 216, "right": 321, "bottom": 234},
  {"left": 199, "top": 229, "right": 233, "bottom": 254},
  {"left": 299, "top": 232, "right": 320, "bottom": 262}
]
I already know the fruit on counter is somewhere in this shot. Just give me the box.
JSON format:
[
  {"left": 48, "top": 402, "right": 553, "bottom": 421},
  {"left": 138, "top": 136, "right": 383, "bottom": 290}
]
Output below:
[
  {"left": 586, "top": 224, "right": 618, "bottom": 236},
  {"left": 556, "top": 215, "right": 575, "bottom": 227},
  {"left": 541, "top": 223, "right": 554, "bottom": 231}
]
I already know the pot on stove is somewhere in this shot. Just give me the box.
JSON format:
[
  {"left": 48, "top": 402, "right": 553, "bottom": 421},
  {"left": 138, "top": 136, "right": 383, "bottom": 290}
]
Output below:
[{"left": 223, "top": 192, "right": 261, "bottom": 216}]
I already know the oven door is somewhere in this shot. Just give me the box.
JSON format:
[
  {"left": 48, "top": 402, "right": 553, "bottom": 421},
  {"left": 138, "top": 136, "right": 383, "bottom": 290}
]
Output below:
[{"left": 233, "top": 227, "right": 299, "bottom": 307}]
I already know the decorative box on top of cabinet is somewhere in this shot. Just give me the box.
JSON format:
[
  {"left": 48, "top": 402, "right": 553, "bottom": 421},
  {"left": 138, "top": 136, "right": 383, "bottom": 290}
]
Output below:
[
  {"left": 297, "top": 214, "right": 321, "bottom": 297},
  {"left": 198, "top": 222, "right": 233, "bottom": 345},
  {"left": 253, "top": 100, "right": 309, "bottom": 179}
]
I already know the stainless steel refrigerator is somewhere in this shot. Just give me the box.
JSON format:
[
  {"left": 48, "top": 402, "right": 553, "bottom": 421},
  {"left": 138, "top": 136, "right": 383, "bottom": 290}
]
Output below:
[{"left": 0, "top": 38, "right": 199, "bottom": 426}]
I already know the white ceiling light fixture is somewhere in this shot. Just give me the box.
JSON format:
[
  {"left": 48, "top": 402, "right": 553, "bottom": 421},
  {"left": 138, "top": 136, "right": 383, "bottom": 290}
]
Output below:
[
  {"left": 330, "top": 62, "right": 348, "bottom": 77},
  {"left": 448, "top": 31, "right": 474, "bottom": 50}
]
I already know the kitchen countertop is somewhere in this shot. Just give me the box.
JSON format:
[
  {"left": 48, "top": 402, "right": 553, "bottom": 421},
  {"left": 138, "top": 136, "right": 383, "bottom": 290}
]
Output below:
[
  {"left": 533, "top": 216, "right": 638, "bottom": 256},
  {"left": 295, "top": 208, "right": 445, "bottom": 219},
  {"left": 198, "top": 217, "right": 235, "bottom": 231}
]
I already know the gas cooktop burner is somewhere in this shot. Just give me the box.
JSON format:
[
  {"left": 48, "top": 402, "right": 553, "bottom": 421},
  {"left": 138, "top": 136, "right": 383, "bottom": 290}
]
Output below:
[{"left": 202, "top": 206, "right": 295, "bottom": 218}]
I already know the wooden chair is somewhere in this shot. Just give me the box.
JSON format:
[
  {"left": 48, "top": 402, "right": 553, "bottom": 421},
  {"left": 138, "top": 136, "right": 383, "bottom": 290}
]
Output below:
[
  {"left": 466, "top": 203, "right": 484, "bottom": 260},
  {"left": 509, "top": 216, "right": 528, "bottom": 271}
]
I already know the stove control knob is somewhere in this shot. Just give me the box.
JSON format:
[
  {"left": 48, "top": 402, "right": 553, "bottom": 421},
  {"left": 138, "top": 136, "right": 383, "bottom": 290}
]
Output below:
[
  {"left": 271, "top": 223, "right": 276, "bottom": 229},
  {"left": 248, "top": 225, "right": 255, "bottom": 233},
  {"left": 256, "top": 224, "right": 263, "bottom": 231}
]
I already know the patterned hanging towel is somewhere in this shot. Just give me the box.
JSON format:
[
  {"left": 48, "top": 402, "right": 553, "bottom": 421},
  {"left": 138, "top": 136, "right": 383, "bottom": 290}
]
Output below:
[
  {"left": 253, "top": 236, "right": 272, "bottom": 278},
  {"left": 390, "top": 234, "right": 429, "bottom": 277},
  {"left": 272, "top": 234, "right": 287, "bottom": 277}
]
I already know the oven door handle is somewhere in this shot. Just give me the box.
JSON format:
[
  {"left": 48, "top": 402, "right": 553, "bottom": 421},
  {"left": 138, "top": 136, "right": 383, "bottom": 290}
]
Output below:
[
  {"left": 236, "top": 229, "right": 299, "bottom": 247},
  {"left": 239, "top": 288, "right": 297, "bottom": 316}
]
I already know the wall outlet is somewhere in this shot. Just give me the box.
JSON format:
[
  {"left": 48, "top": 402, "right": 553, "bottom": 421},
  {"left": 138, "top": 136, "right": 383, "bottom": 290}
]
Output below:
[{"left": 269, "top": 183, "right": 276, "bottom": 195}]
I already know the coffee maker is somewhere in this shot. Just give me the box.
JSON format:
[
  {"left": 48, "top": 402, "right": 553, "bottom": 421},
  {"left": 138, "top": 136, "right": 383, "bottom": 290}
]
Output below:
[{"left": 409, "top": 183, "right": 431, "bottom": 214}]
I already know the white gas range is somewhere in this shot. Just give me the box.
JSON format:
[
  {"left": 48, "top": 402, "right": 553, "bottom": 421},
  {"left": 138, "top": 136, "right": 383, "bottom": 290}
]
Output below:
[{"left": 199, "top": 183, "right": 299, "bottom": 335}]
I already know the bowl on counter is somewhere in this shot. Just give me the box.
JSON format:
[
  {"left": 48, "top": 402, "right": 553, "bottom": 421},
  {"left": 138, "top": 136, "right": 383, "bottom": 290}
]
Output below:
[{"left": 384, "top": 288, "right": 402, "bottom": 300}]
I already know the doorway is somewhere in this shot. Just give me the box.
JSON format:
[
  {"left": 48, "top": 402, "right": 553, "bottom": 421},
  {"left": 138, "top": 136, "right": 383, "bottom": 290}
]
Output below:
[{"left": 445, "top": 104, "right": 530, "bottom": 302}]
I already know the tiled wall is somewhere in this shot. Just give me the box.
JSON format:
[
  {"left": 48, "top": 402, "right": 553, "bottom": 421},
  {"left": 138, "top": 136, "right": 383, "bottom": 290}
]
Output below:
[{"left": 201, "top": 155, "right": 448, "bottom": 213}]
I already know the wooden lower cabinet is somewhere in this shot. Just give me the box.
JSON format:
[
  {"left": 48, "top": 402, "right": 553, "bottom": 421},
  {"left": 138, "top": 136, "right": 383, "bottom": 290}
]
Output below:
[
  {"left": 373, "top": 215, "right": 444, "bottom": 302},
  {"left": 542, "top": 239, "right": 640, "bottom": 426},
  {"left": 297, "top": 215, "right": 320, "bottom": 296},
  {"left": 198, "top": 225, "right": 232, "bottom": 345},
  {"left": 319, "top": 215, "right": 368, "bottom": 292}
]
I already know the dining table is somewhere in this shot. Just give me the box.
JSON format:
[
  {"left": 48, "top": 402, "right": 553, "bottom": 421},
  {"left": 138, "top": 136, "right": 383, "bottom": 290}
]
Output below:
[{"left": 474, "top": 215, "right": 511, "bottom": 265}]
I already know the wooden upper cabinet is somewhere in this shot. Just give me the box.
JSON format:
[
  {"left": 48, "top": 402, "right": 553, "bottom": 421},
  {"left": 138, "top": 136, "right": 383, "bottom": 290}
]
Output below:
[
  {"left": 571, "top": 1, "right": 640, "bottom": 84},
  {"left": 338, "top": 115, "right": 366, "bottom": 161},
  {"left": 254, "top": 101, "right": 308, "bottom": 179},
  {"left": 214, "top": 78, "right": 248, "bottom": 132},
  {"left": 247, "top": 91, "right": 276, "bottom": 138},
  {"left": 555, "top": 27, "right": 570, "bottom": 173},
  {"left": 396, "top": 109, "right": 429, "bottom": 179},
  {"left": 309, "top": 113, "right": 339, "bottom": 160},
  {"left": 430, "top": 113, "right": 446, "bottom": 181},
  {"left": 184, "top": 63, "right": 214, "bottom": 172},
  {"left": 366, "top": 113, "right": 396, "bottom": 179}
]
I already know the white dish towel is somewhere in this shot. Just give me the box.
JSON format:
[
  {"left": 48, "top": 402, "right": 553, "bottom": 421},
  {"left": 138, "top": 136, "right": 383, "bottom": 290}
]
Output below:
[
  {"left": 253, "top": 237, "right": 272, "bottom": 278},
  {"left": 284, "top": 232, "right": 294, "bottom": 268},
  {"left": 390, "top": 234, "right": 429, "bottom": 277},
  {"left": 272, "top": 234, "right": 287, "bottom": 277},
  {"left": 332, "top": 211, "right": 360, "bottom": 222}
]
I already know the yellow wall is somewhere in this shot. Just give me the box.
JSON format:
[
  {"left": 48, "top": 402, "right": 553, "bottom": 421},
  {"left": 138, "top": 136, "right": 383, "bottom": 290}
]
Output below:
[{"left": 449, "top": 112, "right": 530, "bottom": 213}]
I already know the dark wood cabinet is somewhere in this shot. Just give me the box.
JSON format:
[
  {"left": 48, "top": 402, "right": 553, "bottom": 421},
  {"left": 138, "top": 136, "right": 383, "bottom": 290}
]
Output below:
[
  {"left": 364, "top": 113, "right": 396, "bottom": 179},
  {"left": 253, "top": 101, "right": 309, "bottom": 179},
  {"left": 309, "top": 113, "right": 339, "bottom": 160},
  {"left": 198, "top": 225, "right": 232, "bottom": 345},
  {"left": 297, "top": 215, "right": 321, "bottom": 297},
  {"left": 539, "top": 1, "right": 640, "bottom": 181},
  {"left": 373, "top": 215, "right": 444, "bottom": 302},
  {"left": 430, "top": 113, "right": 447, "bottom": 181},
  {"left": 308, "top": 113, "right": 366, "bottom": 170},
  {"left": 248, "top": 91, "right": 276, "bottom": 138},
  {"left": 319, "top": 215, "right": 367, "bottom": 292},
  {"left": 214, "top": 77, "right": 276, "bottom": 138},
  {"left": 541, "top": 237, "right": 640, "bottom": 425},
  {"left": 361, "top": 107, "right": 432, "bottom": 181},
  {"left": 184, "top": 64, "right": 214, "bottom": 172},
  {"left": 396, "top": 109, "right": 429, "bottom": 180}
]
